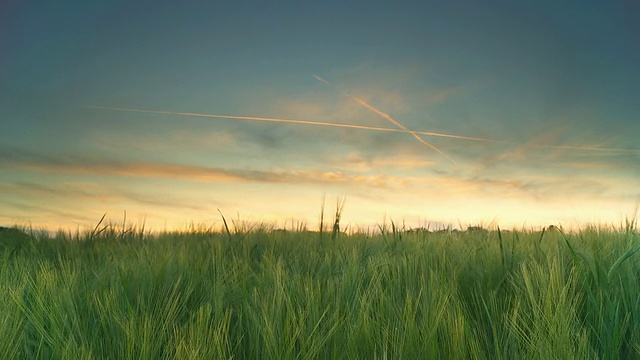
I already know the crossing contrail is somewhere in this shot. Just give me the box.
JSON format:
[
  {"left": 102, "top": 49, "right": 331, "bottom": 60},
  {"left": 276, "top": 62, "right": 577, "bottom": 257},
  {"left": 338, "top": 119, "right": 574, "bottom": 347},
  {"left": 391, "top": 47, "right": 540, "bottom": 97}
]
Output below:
[{"left": 313, "top": 75, "right": 455, "bottom": 163}]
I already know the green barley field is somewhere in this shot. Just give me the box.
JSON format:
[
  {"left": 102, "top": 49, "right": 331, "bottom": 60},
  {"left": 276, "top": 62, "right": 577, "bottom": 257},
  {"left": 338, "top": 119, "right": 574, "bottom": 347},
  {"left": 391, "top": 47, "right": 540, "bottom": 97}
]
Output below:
[{"left": 1, "top": 215, "right": 639, "bottom": 359}]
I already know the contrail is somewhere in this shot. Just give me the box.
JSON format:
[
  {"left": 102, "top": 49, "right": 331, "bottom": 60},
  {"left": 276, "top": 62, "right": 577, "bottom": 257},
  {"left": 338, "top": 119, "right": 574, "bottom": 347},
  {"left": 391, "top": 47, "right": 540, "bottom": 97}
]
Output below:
[
  {"left": 313, "top": 75, "right": 331, "bottom": 86},
  {"left": 85, "top": 106, "right": 640, "bottom": 155},
  {"left": 313, "top": 75, "right": 455, "bottom": 163},
  {"left": 84, "top": 105, "right": 499, "bottom": 142}
]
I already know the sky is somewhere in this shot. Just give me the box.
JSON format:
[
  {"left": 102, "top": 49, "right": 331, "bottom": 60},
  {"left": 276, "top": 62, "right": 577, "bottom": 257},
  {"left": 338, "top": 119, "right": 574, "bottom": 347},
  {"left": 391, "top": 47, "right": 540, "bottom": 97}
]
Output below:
[{"left": 1, "top": 1, "right": 639, "bottom": 232}]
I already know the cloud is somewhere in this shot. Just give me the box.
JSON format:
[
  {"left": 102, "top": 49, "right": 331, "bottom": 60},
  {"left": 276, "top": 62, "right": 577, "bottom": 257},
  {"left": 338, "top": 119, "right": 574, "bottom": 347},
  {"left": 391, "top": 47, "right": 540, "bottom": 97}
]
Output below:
[
  {"left": 333, "top": 152, "right": 436, "bottom": 172},
  {"left": 326, "top": 63, "right": 464, "bottom": 109},
  {"left": 0, "top": 181, "right": 213, "bottom": 212},
  {"left": 421, "top": 88, "right": 459, "bottom": 105},
  {"left": 88, "top": 128, "right": 240, "bottom": 153},
  {"left": 6, "top": 143, "right": 633, "bottom": 202},
  {"left": 0, "top": 144, "right": 63, "bottom": 166},
  {"left": 7, "top": 158, "right": 275, "bottom": 183},
  {"left": 0, "top": 146, "right": 415, "bottom": 188},
  {"left": 0, "top": 198, "right": 98, "bottom": 224}
]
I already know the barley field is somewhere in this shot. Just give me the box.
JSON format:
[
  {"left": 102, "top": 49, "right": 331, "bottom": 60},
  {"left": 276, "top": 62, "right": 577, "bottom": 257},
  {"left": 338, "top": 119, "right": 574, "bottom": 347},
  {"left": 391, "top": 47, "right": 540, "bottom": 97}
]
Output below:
[{"left": 1, "top": 218, "right": 639, "bottom": 359}]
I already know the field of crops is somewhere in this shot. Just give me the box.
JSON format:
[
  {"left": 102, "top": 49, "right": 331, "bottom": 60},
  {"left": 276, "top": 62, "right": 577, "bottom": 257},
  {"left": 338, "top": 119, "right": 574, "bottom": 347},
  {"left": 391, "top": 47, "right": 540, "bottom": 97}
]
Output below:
[{"left": 1, "top": 220, "right": 639, "bottom": 359}]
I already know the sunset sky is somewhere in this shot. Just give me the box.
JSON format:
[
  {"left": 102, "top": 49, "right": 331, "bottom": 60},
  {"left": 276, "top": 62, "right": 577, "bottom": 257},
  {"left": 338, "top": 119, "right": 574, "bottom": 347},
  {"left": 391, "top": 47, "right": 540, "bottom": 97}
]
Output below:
[{"left": 1, "top": 1, "right": 639, "bottom": 232}]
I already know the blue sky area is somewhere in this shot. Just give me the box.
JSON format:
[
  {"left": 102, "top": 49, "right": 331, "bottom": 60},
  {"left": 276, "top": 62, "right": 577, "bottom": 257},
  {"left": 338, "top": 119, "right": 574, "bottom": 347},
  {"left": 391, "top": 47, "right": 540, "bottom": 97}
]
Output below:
[{"left": 1, "top": 1, "right": 639, "bottom": 231}]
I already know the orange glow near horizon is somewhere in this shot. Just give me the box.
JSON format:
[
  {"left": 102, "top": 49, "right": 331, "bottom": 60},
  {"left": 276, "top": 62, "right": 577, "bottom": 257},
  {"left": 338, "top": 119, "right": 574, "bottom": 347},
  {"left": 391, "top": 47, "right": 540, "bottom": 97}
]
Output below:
[{"left": 6, "top": 193, "right": 635, "bottom": 234}]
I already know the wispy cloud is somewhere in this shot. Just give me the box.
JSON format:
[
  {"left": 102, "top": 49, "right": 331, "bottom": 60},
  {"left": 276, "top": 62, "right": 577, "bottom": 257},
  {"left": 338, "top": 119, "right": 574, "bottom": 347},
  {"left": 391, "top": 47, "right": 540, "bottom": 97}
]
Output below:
[
  {"left": 0, "top": 181, "right": 213, "bottom": 212},
  {"left": 5, "top": 158, "right": 274, "bottom": 183},
  {"left": 333, "top": 152, "right": 436, "bottom": 172},
  {"left": 0, "top": 198, "right": 98, "bottom": 224},
  {"left": 11, "top": 146, "right": 585, "bottom": 196},
  {"left": 0, "top": 146, "right": 412, "bottom": 187}
]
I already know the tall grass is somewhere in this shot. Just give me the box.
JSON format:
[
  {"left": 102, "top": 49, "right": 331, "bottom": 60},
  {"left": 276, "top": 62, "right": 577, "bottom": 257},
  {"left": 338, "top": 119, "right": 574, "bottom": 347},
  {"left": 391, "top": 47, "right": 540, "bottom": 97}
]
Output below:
[{"left": 0, "top": 221, "right": 639, "bottom": 359}]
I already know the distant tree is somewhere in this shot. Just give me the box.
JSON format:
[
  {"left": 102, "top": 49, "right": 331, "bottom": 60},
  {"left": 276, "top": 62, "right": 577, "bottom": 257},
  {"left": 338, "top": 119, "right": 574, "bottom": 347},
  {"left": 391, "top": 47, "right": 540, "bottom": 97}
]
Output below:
[
  {"left": 466, "top": 226, "right": 488, "bottom": 233},
  {"left": 0, "top": 227, "right": 31, "bottom": 253}
]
